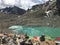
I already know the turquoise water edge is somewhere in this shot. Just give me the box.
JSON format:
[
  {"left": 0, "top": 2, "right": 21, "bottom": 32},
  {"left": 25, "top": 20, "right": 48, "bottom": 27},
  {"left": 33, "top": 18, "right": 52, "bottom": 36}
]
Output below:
[{"left": 9, "top": 25, "right": 60, "bottom": 39}]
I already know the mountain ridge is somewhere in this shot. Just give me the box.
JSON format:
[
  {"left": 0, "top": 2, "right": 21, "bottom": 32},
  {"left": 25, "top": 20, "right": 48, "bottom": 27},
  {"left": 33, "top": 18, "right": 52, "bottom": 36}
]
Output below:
[
  {"left": 0, "top": 0, "right": 60, "bottom": 32},
  {"left": 0, "top": 6, "right": 26, "bottom": 15}
]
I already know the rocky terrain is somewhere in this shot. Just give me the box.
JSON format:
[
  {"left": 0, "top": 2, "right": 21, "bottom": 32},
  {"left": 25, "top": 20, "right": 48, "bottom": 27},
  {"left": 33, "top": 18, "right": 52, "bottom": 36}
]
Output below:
[{"left": 0, "top": 0, "right": 60, "bottom": 32}]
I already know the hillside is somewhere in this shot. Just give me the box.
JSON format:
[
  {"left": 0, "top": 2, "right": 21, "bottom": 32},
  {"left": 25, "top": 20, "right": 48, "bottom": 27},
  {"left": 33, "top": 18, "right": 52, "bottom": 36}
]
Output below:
[{"left": 0, "top": 0, "right": 60, "bottom": 32}]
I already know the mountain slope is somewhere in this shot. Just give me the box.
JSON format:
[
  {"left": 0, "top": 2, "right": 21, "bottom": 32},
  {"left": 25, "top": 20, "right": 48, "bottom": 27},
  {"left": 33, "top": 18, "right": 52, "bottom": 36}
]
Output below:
[
  {"left": 0, "top": 6, "right": 26, "bottom": 15},
  {"left": 23, "top": 1, "right": 56, "bottom": 18},
  {"left": 0, "top": 0, "right": 60, "bottom": 32}
]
